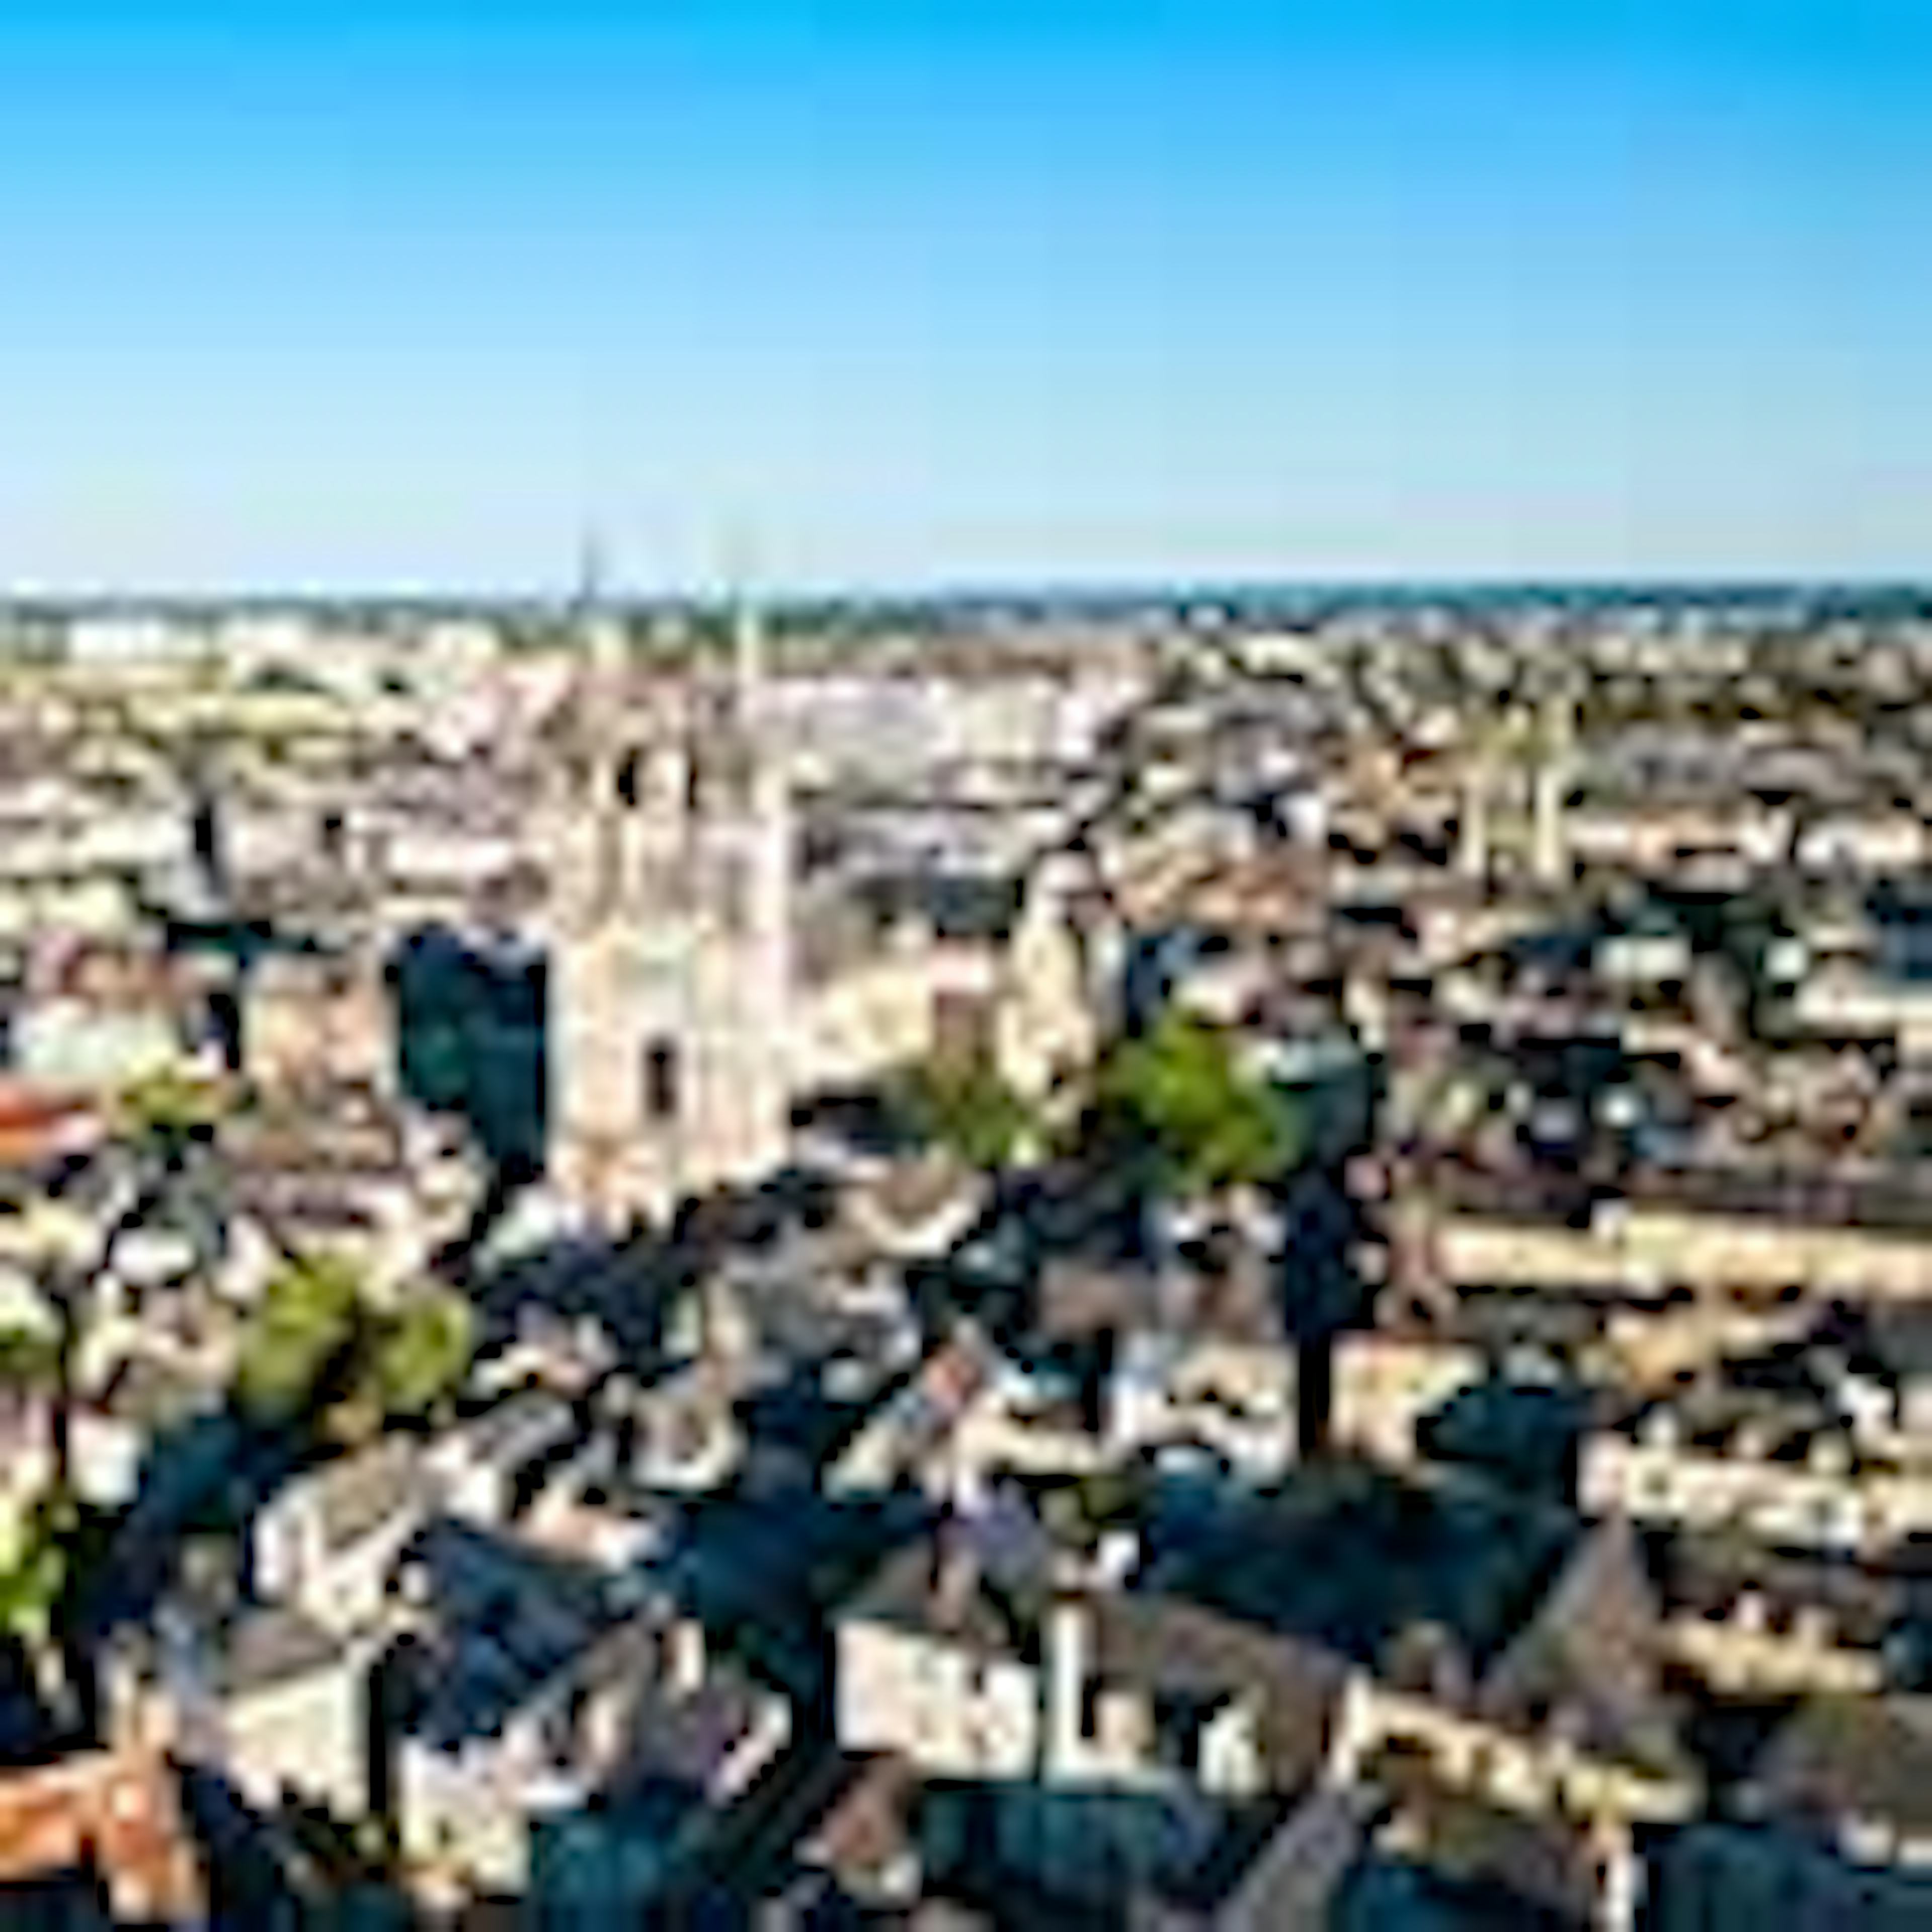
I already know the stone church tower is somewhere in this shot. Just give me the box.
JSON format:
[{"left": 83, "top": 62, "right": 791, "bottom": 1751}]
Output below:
[{"left": 545, "top": 601, "right": 794, "bottom": 1231}]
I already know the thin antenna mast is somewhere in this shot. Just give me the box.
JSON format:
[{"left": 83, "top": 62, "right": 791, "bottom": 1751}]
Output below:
[
  {"left": 719, "top": 530, "right": 767, "bottom": 714},
  {"left": 574, "top": 528, "right": 608, "bottom": 621},
  {"left": 577, "top": 533, "right": 628, "bottom": 684}
]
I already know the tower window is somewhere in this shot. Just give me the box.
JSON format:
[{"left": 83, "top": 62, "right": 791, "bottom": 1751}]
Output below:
[
  {"left": 617, "top": 749, "right": 643, "bottom": 809},
  {"left": 644, "top": 1039, "right": 680, "bottom": 1122}
]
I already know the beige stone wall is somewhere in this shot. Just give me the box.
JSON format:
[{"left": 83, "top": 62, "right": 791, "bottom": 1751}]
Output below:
[
  {"left": 245, "top": 965, "right": 391, "bottom": 1095},
  {"left": 1330, "top": 1675, "right": 1697, "bottom": 1828},
  {"left": 224, "top": 1661, "right": 370, "bottom": 1818},
  {"left": 996, "top": 910, "right": 1094, "bottom": 1103},
  {"left": 1436, "top": 1209, "right": 1932, "bottom": 1301},
  {"left": 396, "top": 1740, "right": 534, "bottom": 1894},
  {"left": 797, "top": 947, "right": 937, "bottom": 1095},
  {"left": 1331, "top": 1334, "right": 1483, "bottom": 1468},
  {"left": 836, "top": 1622, "right": 1041, "bottom": 1780},
  {"left": 1602, "top": 1306, "right": 1811, "bottom": 1392},
  {"left": 1581, "top": 1434, "right": 1932, "bottom": 1551},
  {"left": 1663, "top": 1611, "right": 1882, "bottom": 1697}
]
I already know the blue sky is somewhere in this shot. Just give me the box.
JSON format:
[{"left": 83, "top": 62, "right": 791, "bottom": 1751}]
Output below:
[{"left": 0, "top": 0, "right": 1928, "bottom": 592}]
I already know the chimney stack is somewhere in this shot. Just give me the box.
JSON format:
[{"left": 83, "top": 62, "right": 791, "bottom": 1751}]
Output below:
[
  {"left": 667, "top": 1618, "right": 707, "bottom": 1699},
  {"left": 932, "top": 1519, "right": 979, "bottom": 1630},
  {"left": 1047, "top": 1595, "right": 1091, "bottom": 1780}
]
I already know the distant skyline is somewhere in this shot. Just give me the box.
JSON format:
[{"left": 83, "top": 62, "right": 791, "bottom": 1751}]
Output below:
[{"left": 2, "top": 1, "right": 1929, "bottom": 594}]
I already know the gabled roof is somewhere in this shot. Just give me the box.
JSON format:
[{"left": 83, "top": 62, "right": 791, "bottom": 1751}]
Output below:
[
  {"left": 1092, "top": 1593, "right": 1348, "bottom": 1792},
  {"left": 1139, "top": 1461, "right": 1578, "bottom": 1681},
  {"left": 1751, "top": 1694, "right": 1932, "bottom": 1837},
  {"left": 800, "top": 1751, "right": 921, "bottom": 1888},
  {"left": 210, "top": 1605, "right": 352, "bottom": 1699},
  {"left": 282, "top": 1433, "right": 430, "bottom": 1552},
  {"left": 396, "top": 1516, "right": 623, "bottom": 1750},
  {"left": 1478, "top": 1516, "right": 1689, "bottom": 1781},
  {"left": 843, "top": 1535, "right": 1032, "bottom": 1663}
]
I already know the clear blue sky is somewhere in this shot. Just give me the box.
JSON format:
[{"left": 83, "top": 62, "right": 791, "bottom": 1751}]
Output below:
[{"left": 1, "top": 0, "right": 1928, "bottom": 593}]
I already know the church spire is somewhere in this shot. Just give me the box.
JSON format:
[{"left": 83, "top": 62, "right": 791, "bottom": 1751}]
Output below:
[
  {"left": 716, "top": 531, "right": 767, "bottom": 717},
  {"left": 732, "top": 584, "right": 765, "bottom": 705},
  {"left": 567, "top": 532, "right": 631, "bottom": 912},
  {"left": 582, "top": 542, "right": 626, "bottom": 687},
  {"left": 574, "top": 527, "right": 606, "bottom": 614}
]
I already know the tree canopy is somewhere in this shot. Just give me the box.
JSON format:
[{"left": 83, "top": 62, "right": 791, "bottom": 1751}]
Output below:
[
  {"left": 0, "top": 1490, "right": 75, "bottom": 1647},
  {"left": 116, "top": 1065, "right": 228, "bottom": 1153},
  {"left": 1092, "top": 1010, "right": 1306, "bottom": 1197},
  {"left": 234, "top": 1255, "right": 362, "bottom": 1425},
  {"left": 234, "top": 1258, "right": 474, "bottom": 1440},
  {"left": 0, "top": 1327, "right": 61, "bottom": 1393},
  {"left": 368, "top": 1287, "right": 475, "bottom": 1424},
  {"left": 894, "top": 1052, "right": 1036, "bottom": 1172}
]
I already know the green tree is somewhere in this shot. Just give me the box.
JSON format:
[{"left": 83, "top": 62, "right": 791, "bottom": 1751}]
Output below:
[
  {"left": 1093, "top": 1010, "right": 1306, "bottom": 1198},
  {"left": 0, "top": 1326, "right": 59, "bottom": 1395},
  {"left": 234, "top": 1257, "right": 476, "bottom": 1441},
  {"left": 366, "top": 1287, "right": 475, "bottom": 1424},
  {"left": 118, "top": 1066, "right": 226, "bottom": 1160},
  {"left": 0, "top": 1490, "right": 74, "bottom": 1647},
  {"left": 896, "top": 1054, "right": 1035, "bottom": 1171},
  {"left": 234, "top": 1256, "right": 362, "bottom": 1425}
]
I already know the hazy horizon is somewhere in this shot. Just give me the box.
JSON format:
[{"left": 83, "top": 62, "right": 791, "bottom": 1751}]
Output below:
[{"left": 12, "top": 574, "right": 1932, "bottom": 616}]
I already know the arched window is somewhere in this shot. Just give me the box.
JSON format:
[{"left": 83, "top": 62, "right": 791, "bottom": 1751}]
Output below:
[
  {"left": 616, "top": 749, "right": 643, "bottom": 809},
  {"left": 645, "top": 1039, "right": 680, "bottom": 1122}
]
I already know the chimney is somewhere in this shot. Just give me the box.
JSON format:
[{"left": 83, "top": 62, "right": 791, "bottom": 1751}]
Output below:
[
  {"left": 1093, "top": 1685, "right": 1152, "bottom": 1773},
  {"left": 1092, "top": 1528, "right": 1140, "bottom": 1589},
  {"left": 1793, "top": 1603, "right": 1834, "bottom": 1651},
  {"left": 1429, "top": 1641, "right": 1471, "bottom": 1710},
  {"left": 99, "top": 1633, "right": 162, "bottom": 1761},
  {"left": 932, "top": 1521, "right": 979, "bottom": 1630},
  {"left": 1532, "top": 696, "right": 1575, "bottom": 888},
  {"left": 581, "top": 1678, "right": 631, "bottom": 1776},
  {"left": 1046, "top": 1595, "right": 1091, "bottom": 1780},
  {"left": 667, "top": 1618, "right": 707, "bottom": 1699},
  {"left": 1459, "top": 776, "right": 1489, "bottom": 882}
]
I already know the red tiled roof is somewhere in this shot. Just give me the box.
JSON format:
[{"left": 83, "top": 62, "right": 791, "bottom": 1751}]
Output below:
[
  {"left": 0, "top": 1747, "right": 204, "bottom": 1923},
  {"left": 0, "top": 1081, "right": 103, "bottom": 1167}
]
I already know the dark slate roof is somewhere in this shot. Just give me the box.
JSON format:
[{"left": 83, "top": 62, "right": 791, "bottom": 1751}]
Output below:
[
  {"left": 860, "top": 872, "right": 1025, "bottom": 945},
  {"left": 1649, "top": 1822, "right": 1932, "bottom": 1932},
  {"left": 1751, "top": 1694, "right": 1932, "bottom": 1837},
  {"left": 1355, "top": 1788, "right": 1602, "bottom": 1928},
  {"left": 843, "top": 1537, "right": 1032, "bottom": 1663},
  {"left": 1478, "top": 1517, "right": 1689, "bottom": 1781},
  {"left": 1856, "top": 1304, "right": 1932, "bottom": 1382},
  {"left": 1645, "top": 1533, "right": 1923, "bottom": 1653},
  {"left": 1330, "top": 1850, "right": 1580, "bottom": 1932},
  {"left": 1038, "top": 1239, "right": 1289, "bottom": 1349},
  {"left": 396, "top": 1517, "right": 623, "bottom": 1750},
  {"left": 1093, "top": 1593, "right": 1347, "bottom": 1793},
  {"left": 1138, "top": 1460, "right": 1579, "bottom": 1679},
  {"left": 0, "top": 1867, "right": 117, "bottom": 1932}
]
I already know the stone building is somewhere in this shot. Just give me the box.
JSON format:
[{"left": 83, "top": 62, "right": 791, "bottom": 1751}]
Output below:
[{"left": 543, "top": 605, "right": 795, "bottom": 1229}]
